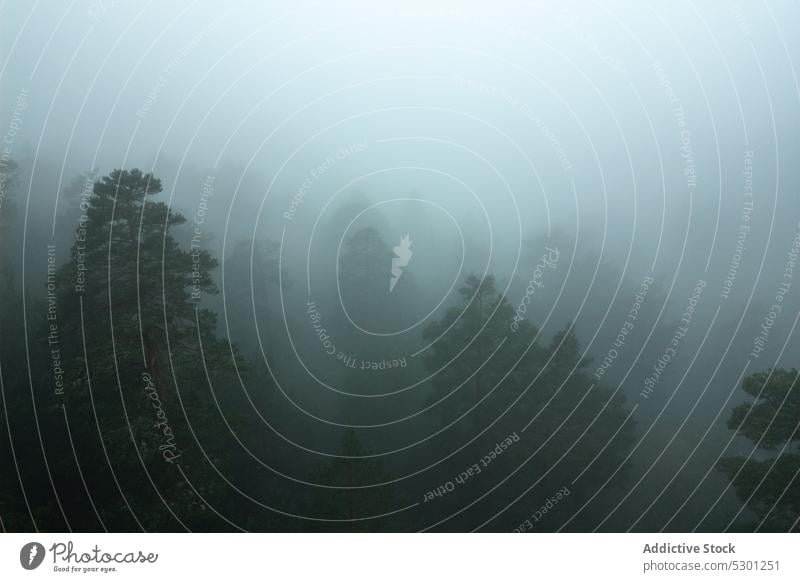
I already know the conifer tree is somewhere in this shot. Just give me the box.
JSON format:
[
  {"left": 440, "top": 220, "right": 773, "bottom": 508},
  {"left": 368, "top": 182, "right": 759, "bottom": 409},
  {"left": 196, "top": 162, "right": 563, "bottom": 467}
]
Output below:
[{"left": 719, "top": 368, "right": 800, "bottom": 531}]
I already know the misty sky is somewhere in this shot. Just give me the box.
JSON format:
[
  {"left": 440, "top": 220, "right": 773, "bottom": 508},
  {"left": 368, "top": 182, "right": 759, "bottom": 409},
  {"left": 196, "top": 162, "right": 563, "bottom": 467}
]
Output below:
[{"left": 3, "top": 1, "right": 799, "bottom": 281}]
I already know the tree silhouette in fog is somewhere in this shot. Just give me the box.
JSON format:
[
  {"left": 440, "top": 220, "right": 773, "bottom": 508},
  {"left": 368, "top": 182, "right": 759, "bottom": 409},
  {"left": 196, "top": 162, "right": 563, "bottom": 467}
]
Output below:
[
  {"left": 0, "top": 158, "right": 19, "bottom": 294},
  {"left": 0, "top": 169, "right": 260, "bottom": 531},
  {"left": 338, "top": 227, "right": 391, "bottom": 327},
  {"left": 306, "top": 428, "right": 396, "bottom": 531},
  {"left": 421, "top": 274, "right": 635, "bottom": 530},
  {"left": 719, "top": 368, "right": 800, "bottom": 531}
]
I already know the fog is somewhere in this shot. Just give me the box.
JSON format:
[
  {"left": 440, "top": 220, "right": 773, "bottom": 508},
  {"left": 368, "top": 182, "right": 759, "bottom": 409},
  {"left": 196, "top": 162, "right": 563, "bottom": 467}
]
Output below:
[{"left": 1, "top": 1, "right": 799, "bottom": 532}]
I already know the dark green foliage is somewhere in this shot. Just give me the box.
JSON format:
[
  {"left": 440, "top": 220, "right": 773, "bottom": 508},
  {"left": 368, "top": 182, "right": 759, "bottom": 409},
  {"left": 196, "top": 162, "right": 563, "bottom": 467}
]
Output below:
[
  {"left": 1, "top": 169, "right": 259, "bottom": 531},
  {"left": 420, "top": 274, "right": 635, "bottom": 531},
  {"left": 719, "top": 368, "right": 800, "bottom": 531},
  {"left": 305, "top": 429, "right": 396, "bottom": 531}
]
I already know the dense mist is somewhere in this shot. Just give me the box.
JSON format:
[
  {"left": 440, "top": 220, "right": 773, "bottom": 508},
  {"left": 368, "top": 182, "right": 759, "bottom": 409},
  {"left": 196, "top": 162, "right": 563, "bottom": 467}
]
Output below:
[{"left": 1, "top": 1, "right": 800, "bottom": 532}]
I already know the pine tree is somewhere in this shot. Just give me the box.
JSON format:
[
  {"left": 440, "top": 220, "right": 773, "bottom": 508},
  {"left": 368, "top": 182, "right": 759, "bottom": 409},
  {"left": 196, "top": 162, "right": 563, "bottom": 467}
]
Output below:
[
  {"left": 719, "top": 368, "right": 800, "bottom": 531},
  {"left": 421, "top": 274, "right": 539, "bottom": 427},
  {"left": 33, "top": 168, "right": 249, "bottom": 530},
  {"left": 420, "top": 274, "right": 635, "bottom": 530},
  {"left": 338, "top": 227, "right": 392, "bottom": 328}
]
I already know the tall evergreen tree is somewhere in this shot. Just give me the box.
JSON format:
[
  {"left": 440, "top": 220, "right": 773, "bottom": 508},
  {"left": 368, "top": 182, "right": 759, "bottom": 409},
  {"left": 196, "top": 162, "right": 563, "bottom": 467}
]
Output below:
[
  {"left": 420, "top": 274, "right": 635, "bottom": 530},
  {"left": 306, "top": 428, "right": 396, "bottom": 531},
  {"left": 25, "top": 168, "right": 253, "bottom": 531},
  {"left": 338, "top": 227, "right": 392, "bottom": 329}
]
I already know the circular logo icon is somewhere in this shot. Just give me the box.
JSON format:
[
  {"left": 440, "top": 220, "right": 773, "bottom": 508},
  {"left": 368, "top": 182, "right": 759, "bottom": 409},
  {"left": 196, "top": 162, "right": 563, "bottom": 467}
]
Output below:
[{"left": 19, "top": 542, "right": 46, "bottom": 570}]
